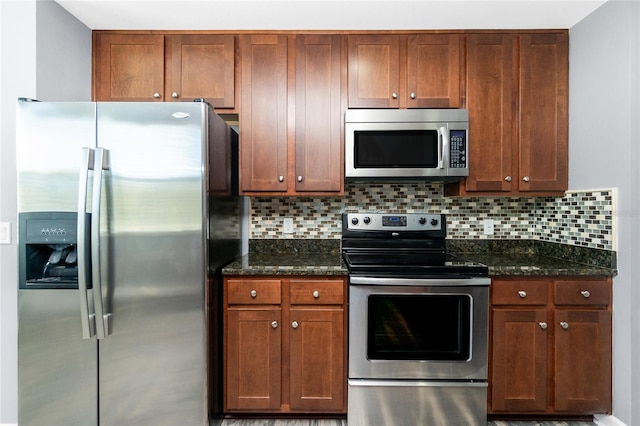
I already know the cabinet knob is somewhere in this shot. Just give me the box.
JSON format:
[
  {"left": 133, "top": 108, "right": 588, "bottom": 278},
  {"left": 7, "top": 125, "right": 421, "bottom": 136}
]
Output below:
[
  {"left": 539, "top": 322, "right": 548, "bottom": 330},
  {"left": 410, "top": 92, "right": 416, "bottom": 99},
  {"left": 153, "top": 92, "right": 161, "bottom": 99},
  {"left": 171, "top": 92, "right": 179, "bottom": 99},
  {"left": 250, "top": 289, "right": 257, "bottom": 298},
  {"left": 523, "top": 176, "right": 530, "bottom": 182},
  {"left": 278, "top": 176, "right": 284, "bottom": 182},
  {"left": 313, "top": 290, "right": 319, "bottom": 298},
  {"left": 518, "top": 290, "right": 527, "bottom": 298},
  {"left": 504, "top": 176, "right": 512, "bottom": 182},
  {"left": 581, "top": 290, "right": 591, "bottom": 298},
  {"left": 291, "top": 321, "right": 299, "bottom": 329},
  {"left": 392, "top": 92, "right": 398, "bottom": 99},
  {"left": 297, "top": 176, "right": 303, "bottom": 182},
  {"left": 271, "top": 321, "right": 278, "bottom": 329},
  {"left": 560, "top": 321, "right": 569, "bottom": 330}
]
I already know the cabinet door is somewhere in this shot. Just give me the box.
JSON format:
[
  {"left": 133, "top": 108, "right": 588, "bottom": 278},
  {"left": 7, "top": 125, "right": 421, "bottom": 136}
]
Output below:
[
  {"left": 518, "top": 33, "right": 568, "bottom": 192},
  {"left": 464, "top": 34, "right": 515, "bottom": 192},
  {"left": 289, "top": 308, "right": 345, "bottom": 412},
  {"left": 347, "top": 35, "right": 400, "bottom": 108},
  {"left": 554, "top": 309, "right": 612, "bottom": 413},
  {"left": 225, "top": 307, "right": 282, "bottom": 410},
  {"left": 295, "top": 35, "right": 343, "bottom": 193},
  {"left": 407, "top": 34, "right": 461, "bottom": 108},
  {"left": 491, "top": 309, "right": 548, "bottom": 413},
  {"left": 165, "top": 35, "right": 236, "bottom": 108},
  {"left": 239, "top": 35, "right": 288, "bottom": 192},
  {"left": 93, "top": 34, "right": 165, "bottom": 101}
]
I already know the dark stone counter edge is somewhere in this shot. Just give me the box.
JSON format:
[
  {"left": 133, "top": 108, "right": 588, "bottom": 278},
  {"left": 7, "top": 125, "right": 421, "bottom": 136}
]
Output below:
[{"left": 220, "top": 239, "right": 618, "bottom": 277}]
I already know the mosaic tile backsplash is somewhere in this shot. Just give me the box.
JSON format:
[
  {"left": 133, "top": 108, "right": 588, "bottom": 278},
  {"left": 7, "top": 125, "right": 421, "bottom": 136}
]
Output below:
[{"left": 249, "top": 183, "right": 616, "bottom": 251}]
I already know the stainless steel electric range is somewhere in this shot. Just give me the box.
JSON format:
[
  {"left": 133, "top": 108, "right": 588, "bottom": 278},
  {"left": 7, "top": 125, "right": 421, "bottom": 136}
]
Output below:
[{"left": 342, "top": 212, "right": 491, "bottom": 426}]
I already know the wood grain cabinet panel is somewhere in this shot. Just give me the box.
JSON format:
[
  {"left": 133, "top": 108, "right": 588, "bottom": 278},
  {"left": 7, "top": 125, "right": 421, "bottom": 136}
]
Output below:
[
  {"left": 491, "top": 308, "right": 548, "bottom": 412},
  {"left": 489, "top": 277, "right": 612, "bottom": 416},
  {"left": 225, "top": 307, "right": 282, "bottom": 410},
  {"left": 93, "top": 33, "right": 236, "bottom": 108},
  {"left": 239, "top": 35, "right": 289, "bottom": 192},
  {"left": 224, "top": 276, "right": 347, "bottom": 414},
  {"left": 240, "top": 34, "right": 343, "bottom": 195},
  {"left": 447, "top": 31, "right": 568, "bottom": 196},
  {"left": 348, "top": 34, "right": 461, "bottom": 108},
  {"left": 289, "top": 308, "right": 345, "bottom": 412},
  {"left": 93, "top": 34, "right": 165, "bottom": 101}
]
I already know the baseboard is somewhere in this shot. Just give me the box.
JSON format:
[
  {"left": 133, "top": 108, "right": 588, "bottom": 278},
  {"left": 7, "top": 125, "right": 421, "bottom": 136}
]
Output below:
[{"left": 594, "top": 414, "right": 628, "bottom": 426}]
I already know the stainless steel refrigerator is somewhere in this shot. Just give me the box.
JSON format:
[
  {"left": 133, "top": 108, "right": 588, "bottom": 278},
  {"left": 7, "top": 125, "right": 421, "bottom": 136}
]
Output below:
[{"left": 16, "top": 99, "right": 242, "bottom": 426}]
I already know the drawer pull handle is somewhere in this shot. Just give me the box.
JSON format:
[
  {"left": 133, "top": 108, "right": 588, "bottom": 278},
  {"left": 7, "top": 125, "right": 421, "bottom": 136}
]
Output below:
[
  {"left": 539, "top": 322, "right": 548, "bottom": 330},
  {"left": 271, "top": 321, "right": 278, "bottom": 329},
  {"left": 392, "top": 92, "right": 398, "bottom": 99},
  {"left": 313, "top": 290, "right": 320, "bottom": 298},
  {"left": 250, "top": 290, "right": 257, "bottom": 298},
  {"left": 291, "top": 321, "right": 299, "bottom": 329},
  {"left": 560, "top": 321, "right": 569, "bottom": 330},
  {"left": 581, "top": 290, "right": 591, "bottom": 298},
  {"left": 518, "top": 290, "right": 527, "bottom": 298}
]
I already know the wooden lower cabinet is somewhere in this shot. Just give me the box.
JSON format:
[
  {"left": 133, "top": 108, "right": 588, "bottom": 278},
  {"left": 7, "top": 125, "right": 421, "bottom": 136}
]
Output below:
[
  {"left": 224, "top": 276, "right": 347, "bottom": 413},
  {"left": 489, "top": 277, "right": 612, "bottom": 415}
]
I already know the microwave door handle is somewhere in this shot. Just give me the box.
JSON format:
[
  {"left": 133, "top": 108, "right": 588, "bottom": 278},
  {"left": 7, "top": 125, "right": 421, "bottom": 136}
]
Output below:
[{"left": 438, "top": 127, "right": 448, "bottom": 169}]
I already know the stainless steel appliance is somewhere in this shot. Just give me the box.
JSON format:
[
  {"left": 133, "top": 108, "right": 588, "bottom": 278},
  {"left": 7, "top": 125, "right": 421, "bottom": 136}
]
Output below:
[
  {"left": 344, "top": 109, "right": 469, "bottom": 181},
  {"left": 16, "top": 99, "right": 242, "bottom": 426},
  {"left": 342, "top": 213, "right": 490, "bottom": 426}
]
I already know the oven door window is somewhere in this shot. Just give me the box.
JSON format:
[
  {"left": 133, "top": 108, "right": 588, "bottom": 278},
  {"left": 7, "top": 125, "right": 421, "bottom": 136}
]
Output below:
[
  {"left": 354, "top": 130, "right": 438, "bottom": 168},
  {"left": 368, "top": 294, "right": 471, "bottom": 361}
]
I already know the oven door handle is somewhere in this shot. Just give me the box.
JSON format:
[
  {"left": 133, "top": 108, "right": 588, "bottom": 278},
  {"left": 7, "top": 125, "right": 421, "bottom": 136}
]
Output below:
[{"left": 349, "top": 276, "right": 491, "bottom": 287}]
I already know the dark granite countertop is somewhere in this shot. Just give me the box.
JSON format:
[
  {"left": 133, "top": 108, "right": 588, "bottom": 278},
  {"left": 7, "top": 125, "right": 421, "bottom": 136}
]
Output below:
[{"left": 221, "top": 239, "right": 617, "bottom": 277}]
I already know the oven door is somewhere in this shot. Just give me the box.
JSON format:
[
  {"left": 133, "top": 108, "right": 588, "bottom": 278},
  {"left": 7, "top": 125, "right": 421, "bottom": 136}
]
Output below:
[{"left": 348, "top": 276, "right": 490, "bottom": 380}]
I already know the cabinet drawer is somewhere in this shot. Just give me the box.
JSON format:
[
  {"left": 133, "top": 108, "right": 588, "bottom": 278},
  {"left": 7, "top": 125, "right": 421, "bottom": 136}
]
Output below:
[
  {"left": 227, "top": 279, "right": 281, "bottom": 304},
  {"left": 492, "top": 280, "right": 548, "bottom": 305},
  {"left": 554, "top": 279, "right": 610, "bottom": 306},
  {"left": 290, "top": 280, "right": 344, "bottom": 305}
]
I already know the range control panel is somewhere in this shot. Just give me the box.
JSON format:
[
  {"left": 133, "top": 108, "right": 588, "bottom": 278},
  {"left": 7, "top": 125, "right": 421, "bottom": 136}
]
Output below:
[{"left": 345, "top": 213, "right": 444, "bottom": 232}]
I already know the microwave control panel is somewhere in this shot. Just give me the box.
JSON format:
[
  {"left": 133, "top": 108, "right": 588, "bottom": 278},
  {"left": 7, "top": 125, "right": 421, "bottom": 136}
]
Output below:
[{"left": 449, "top": 130, "right": 467, "bottom": 168}]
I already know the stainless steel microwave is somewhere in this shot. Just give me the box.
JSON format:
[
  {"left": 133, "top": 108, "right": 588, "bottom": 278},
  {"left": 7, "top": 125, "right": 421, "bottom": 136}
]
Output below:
[{"left": 345, "top": 109, "right": 469, "bottom": 182}]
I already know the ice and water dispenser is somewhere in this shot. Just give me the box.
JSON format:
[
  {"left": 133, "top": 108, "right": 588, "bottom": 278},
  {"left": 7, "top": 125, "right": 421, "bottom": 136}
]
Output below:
[{"left": 19, "top": 212, "right": 88, "bottom": 290}]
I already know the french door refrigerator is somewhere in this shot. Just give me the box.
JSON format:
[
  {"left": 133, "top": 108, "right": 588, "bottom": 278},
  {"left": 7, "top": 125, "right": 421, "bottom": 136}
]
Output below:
[{"left": 16, "top": 99, "right": 241, "bottom": 426}]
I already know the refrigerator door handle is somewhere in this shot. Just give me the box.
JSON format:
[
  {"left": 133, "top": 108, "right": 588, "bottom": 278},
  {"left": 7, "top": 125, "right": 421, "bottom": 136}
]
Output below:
[
  {"left": 91, "top": 147, "right": 111, "bottom": 339},
  {"left": 77, "top": 147, "right": 96, "bottom": 339}
]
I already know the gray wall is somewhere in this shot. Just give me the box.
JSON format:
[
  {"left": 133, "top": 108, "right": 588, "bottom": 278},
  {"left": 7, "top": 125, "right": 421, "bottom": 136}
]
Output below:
[
  {"left": 569, "top": 0, "right": 640, "bottom": 424},
  {"left": 0, "top": 0, "right": 90, "bottom": 422}
]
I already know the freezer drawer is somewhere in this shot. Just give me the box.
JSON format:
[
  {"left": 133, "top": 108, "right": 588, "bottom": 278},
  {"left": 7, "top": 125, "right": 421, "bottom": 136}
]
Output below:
[
  {"left": 347, "top": 379, "right": 487, "bottom": 426},
  {"left": 18, "top": 289, "right": 97, "bottom": 426}
]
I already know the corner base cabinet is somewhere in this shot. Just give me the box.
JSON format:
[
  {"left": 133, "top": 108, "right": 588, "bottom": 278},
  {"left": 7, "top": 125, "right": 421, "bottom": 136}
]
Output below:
[
  {"left": 223, "top": 276, "right": 347, "bottom": 414},
  {"left": 489, "top": 276, "right": 612, "bottom": 415}
]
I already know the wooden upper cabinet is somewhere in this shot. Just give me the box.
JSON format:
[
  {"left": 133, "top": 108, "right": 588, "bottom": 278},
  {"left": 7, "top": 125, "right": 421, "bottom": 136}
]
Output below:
[
  {"left": 518, "top": 33, "right": 569, "bottom": 192},
  {"left": 464, "top": 34, "right": 515, "bottom": 192},
  {"left": 240, "top": 34, "right": 344, "bottom": 195},
  {"left": 348, "top": 35, "right": 400, "bottom": 108},
  {"left": 165, "top": 34, "right": 236, "bottom": 107},
  {"left": 239, "top": 34, "right": 289, "bottom": 192},
  {"left": 294, "top": 34, "right": 343, "bottom": 193},
  {"left": 93, "top": 33, "right": 236, "bottom": 109},
  {"left": 448, "top": 31, "right": 568, "bottom": 196},
  {"left": 407, "top": 34, "right": 462, "bottom": 108},
  {"left": 347, "top": 34, "right": 461, "bottom": 108},
  {"left": 93, "top": 34, "right": 165, "bottom": 102}
]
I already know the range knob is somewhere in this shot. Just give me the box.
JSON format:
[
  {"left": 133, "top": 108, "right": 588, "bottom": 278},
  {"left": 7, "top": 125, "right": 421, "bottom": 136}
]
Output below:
[
  {"left": 418, "top": 217, "right": 426, "bottom": 225},
  {"left": 351, "top": 217, "right": 359, "bottom": 225},
  {"left": 430, "top": 218, "right": 439, "bottom": 226},
  {"left": 363, "top": 216, "right": 371, "bottom": 224}
]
